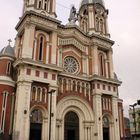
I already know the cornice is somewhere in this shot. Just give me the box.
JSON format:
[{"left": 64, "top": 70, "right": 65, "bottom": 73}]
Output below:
[
  {"left": 0, "top": 55, "right": 15, "bottom": 61},
  {"left": 59, "top": 73, "right": 121, "bottom": 85},
  {"left": 58, "top": 24, "right": 114, "bottom": 47},
  {"left": 0, "top": 76, "right": 15, "bottom": 87},
  {"left": 15, "top": 10, "right": 61, "bottom": 32},
  {"left": 13, "top": 58, "right": 63, "bottom": 73},
  {"left": 90, "top": 74, "right": 122, "bottom": 85}
]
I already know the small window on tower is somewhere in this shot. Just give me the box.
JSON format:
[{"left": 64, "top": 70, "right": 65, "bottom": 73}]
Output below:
[
  {"left": 38, "top": 36, "right": 45, "bottom": 61},
  {"left": 0, "top": 91, "right": 8, "bottom": 132},
  {"left": 6, "top": 62, "right": 11, "bottom": 75},
  {"left": 38, "top": 0, "right": 42, "bottom": 9},
  {"left": 44, "top": 0, "right": 48, "bottom": 10},
  {"left": 99, "top": 53, "right": 105, "bottom": 77},
  {"left": 27, "top": 0, "right": 30, "bottom": 5}
]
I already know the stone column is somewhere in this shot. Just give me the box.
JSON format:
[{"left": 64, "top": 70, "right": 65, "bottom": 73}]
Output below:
[
  {"left": 14, "top": 36, "right": 20, "bottom": 58},
  {"left": 42, "top": 117, "right": 48, "bottom": 140},
  {"left": 82, "top": 55, "right": 86, "bottom": 75},
  {"left": 33, "top": 39, "right": 37, "bottom": 60},
  {"left": 51, "top": 32, "right": 57, "bottom": 65},
  {"left": 56, "top": 120, "right": 62, "bottom": 140},
  {"left": 110, "top": 122, "right": 115, "bottom": 140},
  {"left": 92, "top": 45, "right": 98, "bottom": 75},
  {"left": 13, "top": 80, "right": 32, "bottom": 140},
  {"left": 93, "top": 93, "right": 103, "bottom": 140},
  {"left": 22, "top": 24, "right": 35, "bottom": 59},
  {"left": 112, "top": 96, "right": 120, "bottom": 140},
  {"left": 104, "top": 13, "right": 109, "bottom": 35},
  {"left": 48, "top": 86, "right": 58, "bottom": 140},
  {"left": 46, "top": 42, "right": 50, "bottom": 64},
  {"left": 88, "top": 5, "right": 95, "bottom": 34},
  {"left": 58, "top": 47, "right": 62, "bottom": 67},
  {"left": 105, "top": 59, "right": 109, "bottom": 78},
  {"left": 107, "top": 50, "right": 114, "bottom": 79}
]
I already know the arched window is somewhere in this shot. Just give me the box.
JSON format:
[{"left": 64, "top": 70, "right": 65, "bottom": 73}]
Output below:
[
  {"left": 96, "top": 17, "right": 100, "bottom": 32},
  {"left": 37, "top": 35, "right": 45, "bottom": 61},
  {"left": 63, "top": 79, "right": 66, "bottom": 93},
  {"left": 39, "top": 36, "right": 43, "bottom": 61},
  {"left": 6, "top": 62, "right": 11, "bottom": 75},
  {"left": 30, "top": 109, "right": 43, "bottom": 123},
  {"left": 81, "top": 9, "right": 88, "bottom": 32},
  {"left": 103, "top": 116, "right": 109, "bottom": 128},
  {"left": 100, "top": 19, "right": 104, "bottom": 33},
  {"left": 73, "top": 81, "right": 76, "bottom": 91},
  {"left": 38, "top": 0, "right": 42, "bottom": 9},
  {"left": 99, "top": 54, "right": 105, "bottom": 76},
  {"left": 31, "top": 86, "right": 36, "bottom": 101},
  {"left": 44, "top": 0, "right": 48, "bottom": 10},
  {"left": 0, "top": 91, "right": 8, "bottom": 132},
  {"left": 68, "top": 80, "right": 71, "bottom": 92},
  {"left": 26, "top": 0, "right": 30, "bottom": 5},
  {"left": 96, "top": 16, "right": 104, "bottom": 33},
  {"left": 37, "top": 87, "right": 41, "bottom": 102},
  {"left": 77, "top": 82, "right": 80, "bottom": 93},
  {"left": 42, "top": 88, "right": 47, "bottom": 103},
  {"left": 82, "top": 82, "right": 85, "bottom": 94}
]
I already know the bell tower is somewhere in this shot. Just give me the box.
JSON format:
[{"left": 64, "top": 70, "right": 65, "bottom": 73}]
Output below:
[
  {"left": 79, "top": 0, "right": 109, "bottom": 37},
  {"left": 22, "top": 0, "right": 56, "bottom": 18}
]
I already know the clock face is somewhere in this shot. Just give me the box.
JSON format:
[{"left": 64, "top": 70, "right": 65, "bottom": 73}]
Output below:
[{"left": 64, "top": 56, "right": 79, "bottom": 74}]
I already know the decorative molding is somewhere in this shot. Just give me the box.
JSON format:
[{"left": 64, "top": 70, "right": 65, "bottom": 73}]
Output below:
[
  {"left": 0, "top": 76, "right": 15, "bottom": 87},
  {"left": 58, "top": 38, "right": 86, "bottom": 52}
]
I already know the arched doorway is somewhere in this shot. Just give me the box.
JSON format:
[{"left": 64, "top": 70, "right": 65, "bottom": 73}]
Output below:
[
  {"left": 29, "top": 109, "right": 43, "bottom": 140},
  {"left": 103, "top": 116, "right": 110, "bottom": 140},
  {"left": 64, "top": 111, "right": 79, "bottom": 140}
]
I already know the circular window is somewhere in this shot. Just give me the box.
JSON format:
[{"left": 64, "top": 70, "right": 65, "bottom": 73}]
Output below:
[{"left": 64, "top": 56, "right": 79, "bottom": 74}]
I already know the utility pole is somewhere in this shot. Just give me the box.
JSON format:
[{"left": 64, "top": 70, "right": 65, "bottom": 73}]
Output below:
[
  {"left": 130, "top": 103, "right": 137, "bottom": 140},
  {"left": 48, "top": 89, "right": 56, "bottom": 140}
]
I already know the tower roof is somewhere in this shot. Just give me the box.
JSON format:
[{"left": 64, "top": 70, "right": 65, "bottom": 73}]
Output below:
[
  {"left": 80, "top": 0, "right": 105, "bottom": 7},
  {"left": 0, "top": 44, "right": 15, "bottom": 57}
]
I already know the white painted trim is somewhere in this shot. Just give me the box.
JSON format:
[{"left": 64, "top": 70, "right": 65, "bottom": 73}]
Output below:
[
  {"left": 0, "top": 92, "right": 8, "bottom": 132},
  {"left": 0, "top": 56, "right": 14, "bottom": 61},
  {"left": 0, "top": 76, "right": 15, "bottom": 87}
]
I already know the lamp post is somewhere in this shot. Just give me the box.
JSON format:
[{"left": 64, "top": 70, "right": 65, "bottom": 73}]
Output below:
[
  {"left": 130, "top": 103, "right": 137, "bottom": 140},
  {"left": 48, "top": 89, "right": 56, "bottom": 140}
]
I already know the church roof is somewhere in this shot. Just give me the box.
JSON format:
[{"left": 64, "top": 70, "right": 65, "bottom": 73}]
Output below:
[
  {"left": 81, "top": 0, "right": 105, "bottom": 7},
  {"left": 0, "top": 44, "right": 15, "bottom": 57}
]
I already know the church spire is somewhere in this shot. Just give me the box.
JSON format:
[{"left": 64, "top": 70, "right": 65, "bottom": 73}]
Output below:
[
  {"left": 22, "top": 0, "right": 56, "bottom": 18},
  {"left": 78, "top": 0, "right": 110, "bottom": 37}
]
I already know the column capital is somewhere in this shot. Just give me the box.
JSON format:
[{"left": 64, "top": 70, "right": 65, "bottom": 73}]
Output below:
[
  {"left": 17, "top": 79, "right": 32, "bottom": 85},
  {"left": 92, "top": 93, "right": 102, "bottom": 98}
]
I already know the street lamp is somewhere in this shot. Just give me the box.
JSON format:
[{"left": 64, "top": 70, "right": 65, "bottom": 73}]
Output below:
[
  {"left": 48, "top": 89, "right": 56, "bottom": 140},
  {"left": 129, "top": 103, "right": 138, "bottom": 140}
]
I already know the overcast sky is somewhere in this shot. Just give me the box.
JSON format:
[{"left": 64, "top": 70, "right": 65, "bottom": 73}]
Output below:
[{"left": 0, "top": 0, "right": 140, "bottom": 117}]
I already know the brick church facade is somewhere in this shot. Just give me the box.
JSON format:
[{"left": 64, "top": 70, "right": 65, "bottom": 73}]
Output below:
[{"left": 0, "top": 0, "right": 125, "bottom": 140}]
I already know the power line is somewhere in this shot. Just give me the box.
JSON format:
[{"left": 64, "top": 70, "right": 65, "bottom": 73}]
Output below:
[{"left": 56, "top": 2, "right": 70, "bottom": 10}]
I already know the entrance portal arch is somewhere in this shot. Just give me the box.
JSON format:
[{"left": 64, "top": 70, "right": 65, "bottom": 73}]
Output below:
[
  {"left": 29, "top": 109, "right": 43, "bottom": 140},
  {"left": 64, "top": 111, "right": 79, "bottom": 140},
  {"left": 56, "top": 96, "right": 94, "bottom": 140},
  {"left": 103, "top": 116, "right": 110, "bottom": 140}
]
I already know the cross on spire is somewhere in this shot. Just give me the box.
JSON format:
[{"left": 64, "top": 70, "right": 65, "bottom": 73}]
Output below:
[{"left": 8, "top": 39, "right": 12, "bottom": 45}]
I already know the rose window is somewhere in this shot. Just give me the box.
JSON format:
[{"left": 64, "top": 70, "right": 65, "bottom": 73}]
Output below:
[{"left": 64, "top": 57, "right": 79, "bottom": 74}]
